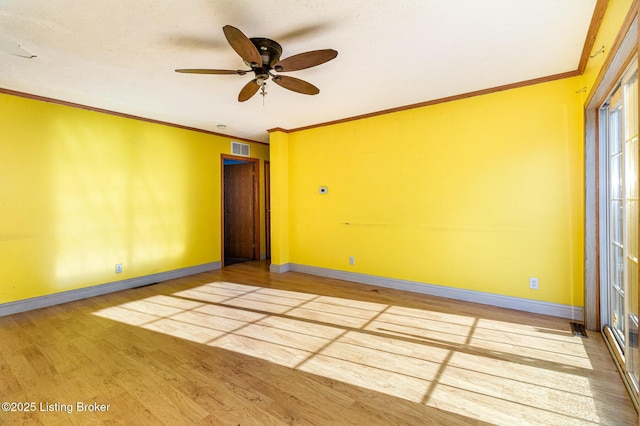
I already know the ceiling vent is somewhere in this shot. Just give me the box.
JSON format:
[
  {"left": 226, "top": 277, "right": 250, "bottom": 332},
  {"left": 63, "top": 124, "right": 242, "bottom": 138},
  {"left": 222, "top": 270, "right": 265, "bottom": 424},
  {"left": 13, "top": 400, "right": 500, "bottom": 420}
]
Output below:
[{"left": 231, "top": 141, "right": 250, "bottom": 157}]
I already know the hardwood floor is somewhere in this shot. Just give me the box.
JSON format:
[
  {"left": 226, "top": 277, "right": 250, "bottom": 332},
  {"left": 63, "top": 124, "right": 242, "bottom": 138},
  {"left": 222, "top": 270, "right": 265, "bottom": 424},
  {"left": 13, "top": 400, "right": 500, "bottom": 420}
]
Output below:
[{"left": 0, "top": 261, "right": 637, "bottom": 425}]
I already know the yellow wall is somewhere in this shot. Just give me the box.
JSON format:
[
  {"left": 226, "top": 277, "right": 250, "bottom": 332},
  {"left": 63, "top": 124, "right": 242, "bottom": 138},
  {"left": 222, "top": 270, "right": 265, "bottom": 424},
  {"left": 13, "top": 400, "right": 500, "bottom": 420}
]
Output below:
[
  {"left": 275, "top": 76, "right": 585, "bottom": 306},
  {"left": 0, "top": 93, "right": 269, "bottom": 303},
  {"left": 3, "top": 2, "right": 630, "bottom": 310}
]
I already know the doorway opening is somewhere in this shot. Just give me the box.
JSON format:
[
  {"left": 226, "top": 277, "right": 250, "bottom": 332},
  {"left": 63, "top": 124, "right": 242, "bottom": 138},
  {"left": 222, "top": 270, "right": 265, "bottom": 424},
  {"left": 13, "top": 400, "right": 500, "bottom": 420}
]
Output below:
[{"left": 222, "top": 155, "right": 260, "bottom": 266}]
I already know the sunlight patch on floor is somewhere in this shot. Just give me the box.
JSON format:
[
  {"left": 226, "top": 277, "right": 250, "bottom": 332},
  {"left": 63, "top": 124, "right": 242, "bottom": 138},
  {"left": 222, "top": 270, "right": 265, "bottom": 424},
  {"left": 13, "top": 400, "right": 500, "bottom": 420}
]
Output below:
[{"left": 92, "top": 280, "right": 600, "bottom": 424}]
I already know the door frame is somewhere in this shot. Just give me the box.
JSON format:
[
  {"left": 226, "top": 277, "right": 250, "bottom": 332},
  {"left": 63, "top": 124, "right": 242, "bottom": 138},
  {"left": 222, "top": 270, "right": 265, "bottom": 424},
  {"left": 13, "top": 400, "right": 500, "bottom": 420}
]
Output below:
[
  {"left": 264, "top": 160, "right": 271, "bottom": 259},
  {"left": 584, "top": 8, "right": 638, "bottom": 330},
  {"left": 221, "top": 154, "right": 260, "bottom": 266},
  {"left": 584, "top": 8, "right": 639, "bottom": 411}
]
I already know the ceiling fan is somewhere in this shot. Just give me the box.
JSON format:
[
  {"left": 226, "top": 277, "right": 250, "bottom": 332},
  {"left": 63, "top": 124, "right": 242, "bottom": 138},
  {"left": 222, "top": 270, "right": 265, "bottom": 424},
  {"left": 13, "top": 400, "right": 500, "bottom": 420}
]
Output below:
[{"left": 176, "top": 25, "right": 338, "bottom": 102}]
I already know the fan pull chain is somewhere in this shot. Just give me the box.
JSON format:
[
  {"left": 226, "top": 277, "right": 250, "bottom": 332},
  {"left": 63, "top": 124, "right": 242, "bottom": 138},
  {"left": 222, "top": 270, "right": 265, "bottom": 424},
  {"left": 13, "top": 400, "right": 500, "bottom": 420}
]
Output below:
[{"left": 261, "top": 82, "right": 268, "bottom": 106}]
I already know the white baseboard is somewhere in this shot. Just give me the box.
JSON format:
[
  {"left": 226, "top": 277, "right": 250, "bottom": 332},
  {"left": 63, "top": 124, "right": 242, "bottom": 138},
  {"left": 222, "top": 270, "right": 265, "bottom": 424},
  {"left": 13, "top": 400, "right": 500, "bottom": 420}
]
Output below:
[
  {"left": 286, "top": 263, "right": 584, "bottom": 321},
  {"left": 269, "top": 263, "right": 290, "bottom": 273},
  {"left": 0, "top": 262, "right": 221, "bottom": 317}
]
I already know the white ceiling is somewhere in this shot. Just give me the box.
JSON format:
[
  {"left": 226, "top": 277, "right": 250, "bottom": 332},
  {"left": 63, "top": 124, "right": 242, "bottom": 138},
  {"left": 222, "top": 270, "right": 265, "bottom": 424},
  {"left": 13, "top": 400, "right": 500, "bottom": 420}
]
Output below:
[{"left": 0, "top": 0, "right": 597, "bottom": 143}]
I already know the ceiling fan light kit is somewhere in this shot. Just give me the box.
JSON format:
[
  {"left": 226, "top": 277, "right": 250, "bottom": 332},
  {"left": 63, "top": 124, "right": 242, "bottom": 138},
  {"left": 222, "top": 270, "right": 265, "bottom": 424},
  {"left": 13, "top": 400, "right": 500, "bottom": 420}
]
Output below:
[{"left": 175, "top": 25, "right": 337, "bottom": 102}]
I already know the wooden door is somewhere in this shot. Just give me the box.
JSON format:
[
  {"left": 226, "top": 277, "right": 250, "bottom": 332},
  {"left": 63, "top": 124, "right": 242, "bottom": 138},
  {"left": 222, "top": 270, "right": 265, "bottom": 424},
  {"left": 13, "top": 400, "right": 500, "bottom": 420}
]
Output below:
[{"left": 224, "top": 162, "right": 255, "bottom": 260}]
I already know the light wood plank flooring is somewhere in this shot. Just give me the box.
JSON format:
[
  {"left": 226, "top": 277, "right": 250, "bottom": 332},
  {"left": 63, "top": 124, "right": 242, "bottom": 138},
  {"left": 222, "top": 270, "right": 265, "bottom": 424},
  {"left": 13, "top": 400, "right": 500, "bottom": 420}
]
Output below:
[{"left": 0, "top": 261, "right": 637, "bottom": 425}]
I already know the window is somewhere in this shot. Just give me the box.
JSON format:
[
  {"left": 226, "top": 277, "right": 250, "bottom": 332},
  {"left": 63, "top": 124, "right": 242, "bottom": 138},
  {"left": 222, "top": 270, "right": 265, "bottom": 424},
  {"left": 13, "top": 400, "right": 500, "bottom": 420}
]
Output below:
[{"left": 600, "top": 59, "right": 639, "bottom": 406}]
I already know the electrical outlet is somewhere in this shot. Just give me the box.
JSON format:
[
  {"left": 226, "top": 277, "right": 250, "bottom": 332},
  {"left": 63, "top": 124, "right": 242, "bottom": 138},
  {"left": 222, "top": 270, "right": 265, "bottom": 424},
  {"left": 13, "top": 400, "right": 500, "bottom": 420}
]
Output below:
[
  {"left": 349, "top": 256, "right": 355, "bottom": 265},
  {"left": 529, "top": 277, "right": 539, "bottom": 290},
  {"left": 115, "top": 263, "right": 123, "bottom": 274}
]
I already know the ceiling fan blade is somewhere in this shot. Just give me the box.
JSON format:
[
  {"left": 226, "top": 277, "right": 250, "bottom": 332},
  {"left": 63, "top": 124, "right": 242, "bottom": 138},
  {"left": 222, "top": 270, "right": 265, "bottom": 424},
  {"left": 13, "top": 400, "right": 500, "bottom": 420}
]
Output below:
[
  {"left": 238, "top": 80, "right": 260, "bottom": 102},
  {"left": 272, "top": 75, "right": 319, "bottom": 95},
  {"left": 175, "top": 69, "right": 249, "bottom": 75},
  {"left": 223, "top": 25, "right": 262, "bottom": 67},
  {"left": 274, "top": 49, "right": 337, "bottom": 72}
]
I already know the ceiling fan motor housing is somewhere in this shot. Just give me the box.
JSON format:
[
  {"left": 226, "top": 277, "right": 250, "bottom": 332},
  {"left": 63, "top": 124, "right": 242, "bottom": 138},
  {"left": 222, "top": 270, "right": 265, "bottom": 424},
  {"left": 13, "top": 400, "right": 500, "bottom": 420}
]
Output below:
[{"left": 249, "top": 38, "right": 283, "bottom": 69}]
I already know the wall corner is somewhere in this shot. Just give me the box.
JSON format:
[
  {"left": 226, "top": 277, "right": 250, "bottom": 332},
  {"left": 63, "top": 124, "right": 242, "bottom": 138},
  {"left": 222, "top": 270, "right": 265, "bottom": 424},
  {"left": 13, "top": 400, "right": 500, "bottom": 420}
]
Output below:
[{"left": 269, "top": 129, "right": 291, "bottom": 267}]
